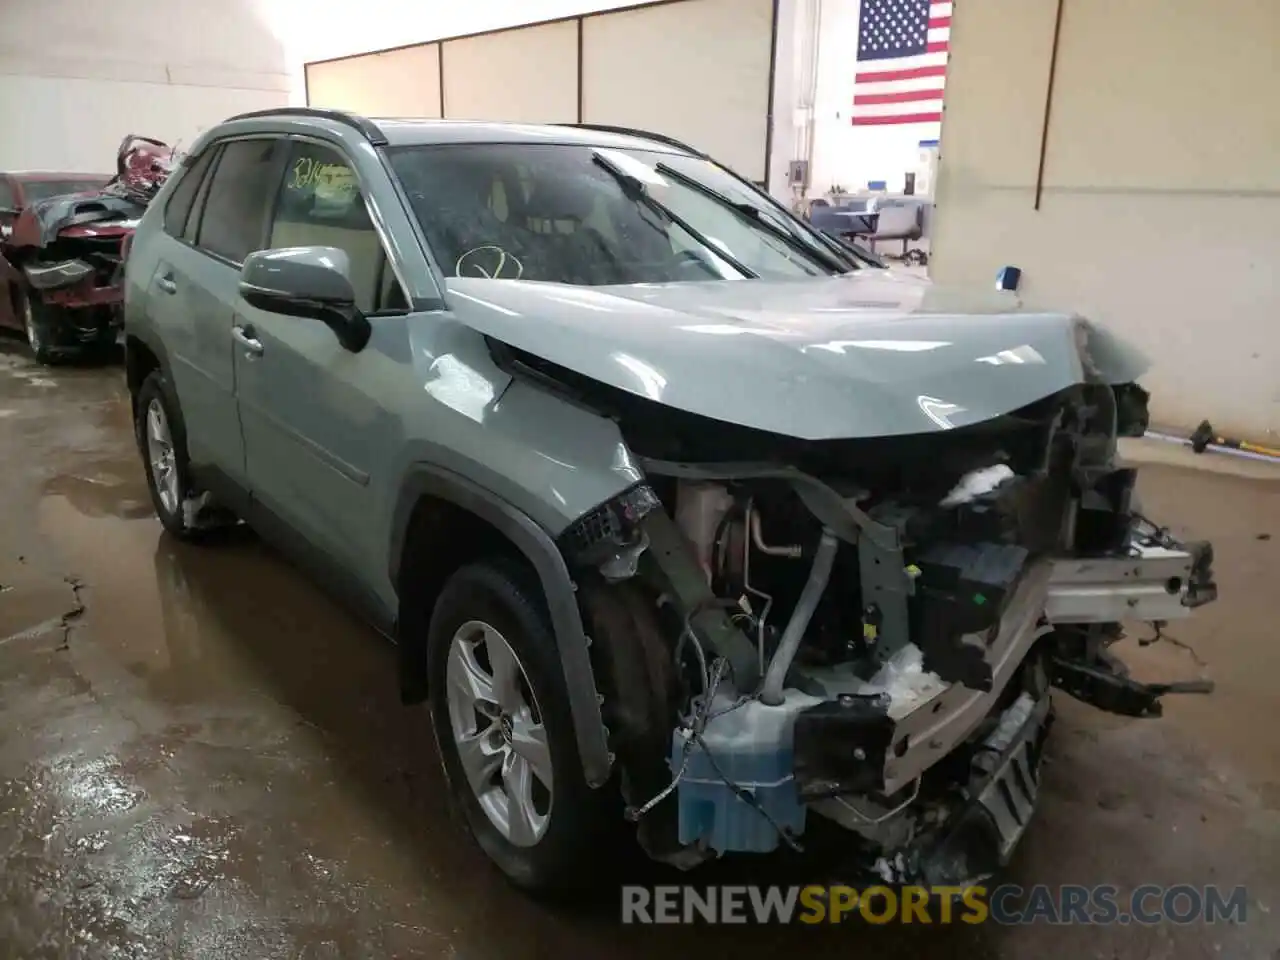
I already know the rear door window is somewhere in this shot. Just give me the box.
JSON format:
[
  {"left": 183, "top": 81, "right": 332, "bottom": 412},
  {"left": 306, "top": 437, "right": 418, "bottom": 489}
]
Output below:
[
  {"left": 196, "top": 139, "right": 282, "bottom": 264},
  {"left": 182, "top": 147, "right": 220, "bottom": 245}
]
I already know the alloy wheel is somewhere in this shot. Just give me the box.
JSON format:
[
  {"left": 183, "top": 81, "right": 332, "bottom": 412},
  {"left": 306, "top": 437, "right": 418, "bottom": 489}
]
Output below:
[
  {"left": 445, "top": 619, "right": 553, "bottom": 847},
  {"left": 145, "top": 398, "right": 180, "bottom": 516}
]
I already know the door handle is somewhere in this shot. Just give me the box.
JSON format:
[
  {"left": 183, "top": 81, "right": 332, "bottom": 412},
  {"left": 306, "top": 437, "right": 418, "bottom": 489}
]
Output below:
[
  {"left": 232, "top": 324, "right": 264, "bottom": 357},
  {"left": 156, "top": 274, "right": 177, "bottom": 294}
]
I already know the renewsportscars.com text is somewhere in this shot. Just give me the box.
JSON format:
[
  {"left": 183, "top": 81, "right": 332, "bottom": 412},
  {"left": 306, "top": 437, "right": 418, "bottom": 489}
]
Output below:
[{"left": 620, "top": 884, "right": 1249, "bottom": 925}]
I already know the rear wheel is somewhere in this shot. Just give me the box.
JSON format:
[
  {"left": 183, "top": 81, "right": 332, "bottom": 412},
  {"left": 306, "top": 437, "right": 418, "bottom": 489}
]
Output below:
[
  {"left": 427, "top": 560, "right": 618, "bottom": 896},
  {"left": 134, "top": 369, "right": 230, "bottom": 542}
]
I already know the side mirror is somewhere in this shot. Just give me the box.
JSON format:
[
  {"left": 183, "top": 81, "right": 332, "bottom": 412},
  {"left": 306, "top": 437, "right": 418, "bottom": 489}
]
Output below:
[
  {"left": 239, "top": 246, "right": 371, "bottom": 352},
  {"left": 996, "top": 265, "right": 1021, "bottom": 292}
]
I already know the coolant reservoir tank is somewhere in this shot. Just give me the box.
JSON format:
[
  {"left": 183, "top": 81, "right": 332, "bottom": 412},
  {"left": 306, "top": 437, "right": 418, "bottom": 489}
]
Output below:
[{"left": 674, "top": 482, "right": 734, "bottom": 583}]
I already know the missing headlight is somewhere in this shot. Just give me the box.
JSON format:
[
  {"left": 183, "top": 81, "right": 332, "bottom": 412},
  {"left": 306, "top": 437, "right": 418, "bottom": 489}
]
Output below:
[{"left": 561, "top": 483, "right": 662, "bottom": 579}]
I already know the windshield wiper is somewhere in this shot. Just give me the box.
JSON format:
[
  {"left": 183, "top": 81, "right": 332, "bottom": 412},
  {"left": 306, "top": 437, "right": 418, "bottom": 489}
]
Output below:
[
  {"left": 591, "top": 151, "right": 758, "bottom": 279},
  {"left": 654, "top": 162, "right": 854, "bottom": 275},
  {"left": 700, "top": 165, "right": 885, "bottom": 270}
]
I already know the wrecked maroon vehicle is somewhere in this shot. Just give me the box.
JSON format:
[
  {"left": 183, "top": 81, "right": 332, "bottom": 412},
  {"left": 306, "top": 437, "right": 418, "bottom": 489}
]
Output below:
[{"left": 0, "top": 136, "right": 174, "bottom": 364}]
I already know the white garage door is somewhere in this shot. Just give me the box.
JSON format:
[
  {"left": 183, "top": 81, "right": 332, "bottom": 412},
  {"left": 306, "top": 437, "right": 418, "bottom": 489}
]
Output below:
[{"left": 304, "top": 0, "right": 777, "bottom": 181}]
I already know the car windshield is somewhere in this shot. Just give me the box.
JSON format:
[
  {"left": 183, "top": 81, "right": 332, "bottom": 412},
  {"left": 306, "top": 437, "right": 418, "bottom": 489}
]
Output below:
[
  {"left": 19, "top": 179, "right": 108, "bottom": 203},
  {"left": 386, "top": 142, "right": 859, "bottom": 285}
]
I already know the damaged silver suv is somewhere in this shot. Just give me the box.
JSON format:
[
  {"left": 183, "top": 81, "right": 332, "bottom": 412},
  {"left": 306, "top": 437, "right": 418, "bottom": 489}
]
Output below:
[{"left": 123, "top": 108, "right": 1218, "bottom": 895}]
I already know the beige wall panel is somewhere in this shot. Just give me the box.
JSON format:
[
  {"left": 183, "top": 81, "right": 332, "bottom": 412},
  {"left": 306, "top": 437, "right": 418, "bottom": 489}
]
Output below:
[
  {"left": 307, "top": 44, "right": 442, "bottom": 118},
  {"left": 932, "top": 0, "right": 1280, "bottom": 439},
  {"left": 1046, "top": 0, "right": 1279, "bottom": 192},
  {"left": 442, "top": 20, "right": 579, "bottom": 122},
  {"left": 582, "top": 0, "right": 774, "bottom": 181}
]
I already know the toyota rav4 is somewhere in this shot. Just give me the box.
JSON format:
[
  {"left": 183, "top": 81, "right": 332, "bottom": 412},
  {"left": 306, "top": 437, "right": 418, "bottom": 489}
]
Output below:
[{"left": 123, "top": 108, "right": 1218, "bottom": 896}]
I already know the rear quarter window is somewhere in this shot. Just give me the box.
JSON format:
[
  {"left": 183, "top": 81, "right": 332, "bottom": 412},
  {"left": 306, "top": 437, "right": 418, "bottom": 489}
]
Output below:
[{"left": 163, "top": 150, "right": 216, "bottom": 238}]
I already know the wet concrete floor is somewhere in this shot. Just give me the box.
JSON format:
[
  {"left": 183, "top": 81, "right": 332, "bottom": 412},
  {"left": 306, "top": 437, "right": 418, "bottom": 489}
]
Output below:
[{"left": 0, "top": 341, "right": 1278, "bottom": 958}]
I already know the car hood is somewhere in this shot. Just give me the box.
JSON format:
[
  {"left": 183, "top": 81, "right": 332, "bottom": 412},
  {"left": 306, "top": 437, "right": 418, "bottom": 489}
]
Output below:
[{"left": 444, "top": 270, "right": 1148, "bottom": 439}]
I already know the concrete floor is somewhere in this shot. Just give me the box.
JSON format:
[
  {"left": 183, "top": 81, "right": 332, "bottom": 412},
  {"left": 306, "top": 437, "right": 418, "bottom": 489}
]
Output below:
[{"left": 1, "top": 342, "right": 1278, "bottom": 959}]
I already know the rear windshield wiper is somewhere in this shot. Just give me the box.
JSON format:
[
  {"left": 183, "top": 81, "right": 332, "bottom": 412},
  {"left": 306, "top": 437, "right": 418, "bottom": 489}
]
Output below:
[
  {"left": 591, "top": 151, "right": 758, "bottom": 279},
  {"left": 654, "top": 162, "right": 854, "bottom": 275}
]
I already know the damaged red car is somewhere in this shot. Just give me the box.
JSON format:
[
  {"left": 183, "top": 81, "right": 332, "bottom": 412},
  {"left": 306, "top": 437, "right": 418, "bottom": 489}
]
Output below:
[{"left": 0, "top": 136, "right": 174, "bottom": 364}]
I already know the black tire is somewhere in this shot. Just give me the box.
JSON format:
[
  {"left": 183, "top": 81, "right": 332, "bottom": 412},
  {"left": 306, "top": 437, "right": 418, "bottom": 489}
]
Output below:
[
  {"left": 134, "top": 369, "right": 219, "bottom": 542},
  {"left": 20, "top": 290, "right": 59, "bottom": 365},
  {"left": 426, "top": 559, "right": 618, "bottom": 897}
]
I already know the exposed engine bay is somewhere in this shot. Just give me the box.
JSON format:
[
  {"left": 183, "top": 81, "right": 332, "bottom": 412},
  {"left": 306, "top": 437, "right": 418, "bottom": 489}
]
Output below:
[{"left": 556, "top": 376, "right": 1218, "bottom": 883}]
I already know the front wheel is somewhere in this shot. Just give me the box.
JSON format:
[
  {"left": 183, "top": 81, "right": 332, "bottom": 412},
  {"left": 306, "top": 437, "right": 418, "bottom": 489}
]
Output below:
[
  {"left": 426, "top": 560, "right": 618, "bottom": 896},
  {"left": 21, "top": 293, "right": 57, "bottom": 365}
]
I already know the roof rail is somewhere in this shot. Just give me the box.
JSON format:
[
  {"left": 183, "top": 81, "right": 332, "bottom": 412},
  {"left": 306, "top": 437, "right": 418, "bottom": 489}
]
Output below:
[
  {"left": 558, "top": 123, "right": 707, "bottom": 158},
  {"left": 223, "top": 107, "right": 388, "bottom": 147}
]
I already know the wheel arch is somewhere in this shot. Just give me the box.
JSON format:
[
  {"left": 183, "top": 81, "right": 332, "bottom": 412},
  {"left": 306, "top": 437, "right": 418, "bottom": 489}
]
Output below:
[
  {"left": 1, "top": 269, "right": 23, "bottom": 329},
  {"left": 390, "top": 463, "right": 613, "bottom": 788},
  {"left": 124, "top": 328, "right": 171, "bottom": 417}
]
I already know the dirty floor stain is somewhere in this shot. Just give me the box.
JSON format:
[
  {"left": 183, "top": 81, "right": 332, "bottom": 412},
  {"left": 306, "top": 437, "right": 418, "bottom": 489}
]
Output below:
[{"left": 1, "top": 342, "right": 1278, "bottom": 959}]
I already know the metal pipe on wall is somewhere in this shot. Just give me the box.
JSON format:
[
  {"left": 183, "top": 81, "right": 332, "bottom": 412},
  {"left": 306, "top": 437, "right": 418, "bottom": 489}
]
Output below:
[
  {"left": 802, "top": 0, "right": 823, "bottom": 187},
  {"left": 790, "top": 1, "right": 808, "bottom": 172},
  {"left": 789, "top": 0, "right": 823, "bottom": 201},
  {"left": 1143, "top": 431, "right": 1280, "bottom": 466},
  {"left": 1033, "top": 0, "right": 1065, "bottom": 211}
]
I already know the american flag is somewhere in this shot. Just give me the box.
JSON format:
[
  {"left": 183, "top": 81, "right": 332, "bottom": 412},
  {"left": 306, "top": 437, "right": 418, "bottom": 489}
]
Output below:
[{"left": 851, "top": 0, "right": 952, "bottom": 126}]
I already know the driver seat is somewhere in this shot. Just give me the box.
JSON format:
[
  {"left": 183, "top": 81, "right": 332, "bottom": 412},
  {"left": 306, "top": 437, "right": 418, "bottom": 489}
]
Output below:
[
  {"left": 510, "top": 175, "right": 620, "bottom": 285},
  {"left": 426, "top": 165, "right": 529, "bottom": 277}
]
